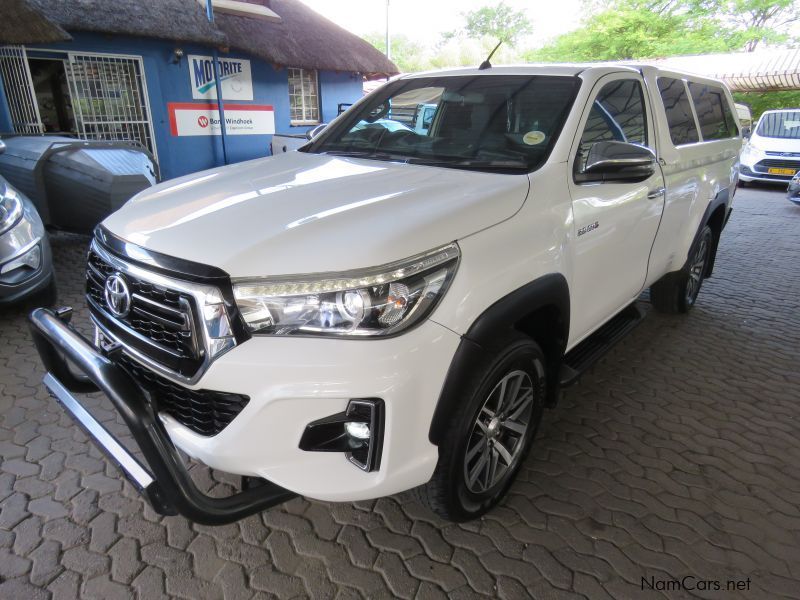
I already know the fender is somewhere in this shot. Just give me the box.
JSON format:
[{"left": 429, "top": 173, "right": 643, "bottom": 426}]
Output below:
[
  {"left": 688, "top": 186, "right": 731, "bottom": 278},
  {"left": 428, "top": 273, "right": 570, "bottom": 445}
]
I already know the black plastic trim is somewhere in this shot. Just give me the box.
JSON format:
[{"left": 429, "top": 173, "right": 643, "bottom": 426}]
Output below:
[
  {"left": 28, "top": 307, "right": 295, "bottom": 525},
  {"left": 94, "top": 227, "right": 251, "bottom": 345},
  {"left": 428, "top": 274, "right": 570, "bottom": 445},
  {"left": 688, "top": 187, "right": 730, "bottom": 279},
  {"left": 96, "top": 226, "right": 229, "bottom": 281},
  {"left": 299, "top": 398, "right": 385, "bottom": 472}
]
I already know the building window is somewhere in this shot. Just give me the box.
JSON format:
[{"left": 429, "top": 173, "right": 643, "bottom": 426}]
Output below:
[{"left": 288, "top": 68, "right": 319, "bottom": 125}]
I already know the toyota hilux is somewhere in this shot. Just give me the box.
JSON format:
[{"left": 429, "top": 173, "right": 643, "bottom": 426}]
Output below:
[{"left": 30, "top": 64, "right": 740, "bottom": 523}]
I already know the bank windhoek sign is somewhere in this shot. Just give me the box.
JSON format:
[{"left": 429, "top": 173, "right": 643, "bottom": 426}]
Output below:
[
  {"left": 168, "top": 103, "right": 275, "bottom": 136},
  {"left": 188, "top": 55, "right": 253, "bottom": 101}
]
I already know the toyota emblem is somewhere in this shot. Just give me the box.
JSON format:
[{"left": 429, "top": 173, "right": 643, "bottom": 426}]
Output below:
[{"left": 104, "top": 273, "right": 131, "bottom": 318}]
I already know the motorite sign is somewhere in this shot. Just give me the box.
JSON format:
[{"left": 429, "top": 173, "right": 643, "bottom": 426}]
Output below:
[
  {"left": 188, "top": 54, "right": 253, "bottom": 100},
  {"left": 168, "top": 103, "right": 275, "bottom": 136}
]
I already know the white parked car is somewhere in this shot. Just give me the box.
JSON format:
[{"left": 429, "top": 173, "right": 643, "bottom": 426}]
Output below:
[
  {"left": 30, "top": 64, "right": 740, "bottom": 524},
  {"left": 739, "top": 108, "right": 800, "bottom": 184}
]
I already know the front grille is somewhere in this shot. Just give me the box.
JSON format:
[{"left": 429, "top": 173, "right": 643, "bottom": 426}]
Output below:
[
  {"left": 86, "top": 248, "right": 202, "bottom": 377},
  {"left": 765, "top": 151, "right": 800, "bottom": 157},
  {"left": 755, "top": 158, "right": 800, "bottom": 171},
  {"left": 117, "top": 355, "right": 249, "bottom": 436}
]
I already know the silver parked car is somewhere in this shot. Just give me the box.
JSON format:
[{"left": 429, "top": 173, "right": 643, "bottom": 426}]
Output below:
[
  {"left": 787, "top": 172, "right": 800, "bottom": 206},
  {"left": 0, "top": 141, "right": 55, "bottom": 306}
]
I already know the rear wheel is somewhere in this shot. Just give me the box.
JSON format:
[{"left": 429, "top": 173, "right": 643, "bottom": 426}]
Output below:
[
  {"left": 415, "top": 335, "right": 546, "bottom": 522},
  {"left": 651, "top": 226, "right": 713, "bottom": 314}
]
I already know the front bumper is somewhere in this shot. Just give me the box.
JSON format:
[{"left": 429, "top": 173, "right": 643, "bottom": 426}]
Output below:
[
  {"left": 0, "top": 205, "right": 53, "bottom": 305},
  {"left": 28, "top": 307, "right": 297, "bottom": 525},
  {"left": 158, "top": 317, "right": 460, "bottom": 502},
  {"left": 739, "top": 162, "right": 799, "bottom": 183},
  {"left": 31, "top": 302, "right": 461, "bottom": 520}
]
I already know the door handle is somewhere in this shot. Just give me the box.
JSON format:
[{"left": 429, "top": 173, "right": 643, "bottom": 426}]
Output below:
[{"left": 647, "top": 187, "right": 665, "bottom": 199}]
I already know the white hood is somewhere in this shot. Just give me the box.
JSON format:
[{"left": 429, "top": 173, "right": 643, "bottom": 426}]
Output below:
[
  {"left": 103, "top": 152, "right": 529, "bottom": 277},
  {"left": 749, "top": 133, "right": 800, "bottom": 153}
]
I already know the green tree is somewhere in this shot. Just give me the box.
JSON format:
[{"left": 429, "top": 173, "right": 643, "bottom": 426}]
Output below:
[
  {"left": 527, "top": 5, "right": 742, "bottom": 62},
  {"left": 445, "top": 2, "right": 532, "bottom": 47},
  {"left": 361, "top": 32, "right": 431, "bottom": 72},
  {"left": 530, "top": 0, "right": 799, "bottom": 62},
  {"left": 734, "top": 90, "right": 800, "bottom": 120},
  {"left": 688, "top": 0, "right": 800, "bottom": 50}
]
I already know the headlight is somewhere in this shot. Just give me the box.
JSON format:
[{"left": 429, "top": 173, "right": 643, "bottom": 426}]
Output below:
[
  {"left": 0, "top": 187, "right": 23, "bottom": 236},
  {"left": 741, "top": 142, "right": 761, "bottom": 162},
  {"left": 233, "top": 243, "right": 459, "bottom": 337}
]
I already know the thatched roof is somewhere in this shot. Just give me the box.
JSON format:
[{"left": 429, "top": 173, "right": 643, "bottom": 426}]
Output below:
[
  {"left": 10, "top": 0, "right": 398, "bottom": 78},
  {"left": 26, "top": 0, "right": 227, "bottom": 47},
  {"left": 0, "top": 0, "right": 72, "bottom": 44},
  {"left": 215, "top": 0, "right": 399, "bottom": 78}
]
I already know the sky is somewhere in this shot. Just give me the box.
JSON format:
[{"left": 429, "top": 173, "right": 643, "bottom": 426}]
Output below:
[{"left": 296, "top": 0, "right": 586, "bottom": 48}]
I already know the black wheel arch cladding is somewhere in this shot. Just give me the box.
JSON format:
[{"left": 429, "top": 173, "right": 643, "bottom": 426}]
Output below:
[{"left": 429, "top": 273, "right": 569, "bottom": 445}]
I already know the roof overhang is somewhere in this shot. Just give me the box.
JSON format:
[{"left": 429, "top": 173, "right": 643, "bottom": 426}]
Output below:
[{"left": 198, "top": 0, "right": 281, "bottom": 23}]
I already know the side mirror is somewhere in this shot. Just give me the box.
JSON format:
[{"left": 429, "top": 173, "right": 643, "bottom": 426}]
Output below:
[
  {"left": 306, "top": 123, "right": 327, "bottom": 141},
  {"left": 575, "top": 140, "right": 656, "bottom": 183},
  {"left": 741, "top": 126, "right": 751, "bottom": 139},
  {"left": 0, "top": 140, "right": 5, "bottom": 155}
]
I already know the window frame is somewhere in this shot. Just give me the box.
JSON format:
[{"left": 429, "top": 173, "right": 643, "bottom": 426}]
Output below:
[
  {"left": 657, "top": 77, "right": 701, "bottom": 148},
  {"left": 288, "top": 67, "right": 320, "bottom": 126},
  {"left": 571, "top": 74, "right": 653, "bottom": 184},
  {"left": 687, "top": 81, "right": 737, "bottom": 142}
]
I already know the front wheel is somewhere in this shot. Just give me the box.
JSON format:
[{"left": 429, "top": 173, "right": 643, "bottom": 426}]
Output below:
[
  {"left": 415, "top": 335, "right": 546, "bottom": 522},
  {"left": 651, "top": 226, "right": 713, "bottom": 314}
]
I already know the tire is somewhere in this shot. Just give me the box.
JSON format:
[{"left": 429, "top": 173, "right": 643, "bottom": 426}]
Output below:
[
  {"left": 415, "top": 335, "right": 546, "bottom": 522},
  {"left": 650, "top": 226, "right": 713, "bottom": 314}
]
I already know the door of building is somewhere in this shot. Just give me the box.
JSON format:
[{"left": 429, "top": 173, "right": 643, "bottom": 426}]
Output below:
[
  {"left": 0, "top": 47, "right": 157, "bottom": 162},
  {"left": 0, "top": 45, "right": 44, "bottom": 133},
  {"left": 65, "top": 52, "right": 158, "bottom": 160}
]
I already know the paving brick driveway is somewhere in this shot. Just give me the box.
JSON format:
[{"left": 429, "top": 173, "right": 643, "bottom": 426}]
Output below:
[{"left": 1, "top": 185, "right": 799, "bottom": 599}]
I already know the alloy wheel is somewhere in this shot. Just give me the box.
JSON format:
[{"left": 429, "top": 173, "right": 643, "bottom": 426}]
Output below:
[
  {"left": 686, "top": 235, "right": 710, "bottom": 305},
  {"left": 463, "top": 370, "right": 535, "bottom": 494}
]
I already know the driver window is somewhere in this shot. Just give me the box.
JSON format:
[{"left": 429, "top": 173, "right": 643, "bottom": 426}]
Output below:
[{"left": 578, "top": 79, "right": 647, "bottom": 170}]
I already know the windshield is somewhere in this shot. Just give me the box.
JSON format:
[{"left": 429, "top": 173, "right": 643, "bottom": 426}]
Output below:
[
  {"left": 756, "top": 111, "right": 800, "bottom": 139},
  {"left": 306, "top": 75, "right": 580, "bottom": 173}
]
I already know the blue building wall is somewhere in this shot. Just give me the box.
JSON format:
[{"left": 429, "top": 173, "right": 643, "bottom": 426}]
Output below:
[
  {"left": 0, "top": 76, "right": 13, "bottom": 132},
  {"left": 2, "top": 32, "right": 363, "bottom": 180}
]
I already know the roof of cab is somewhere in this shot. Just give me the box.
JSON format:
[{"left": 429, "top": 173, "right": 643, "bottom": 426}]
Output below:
[
  {"left": 400, "top": 63, "right": 729, "bottom": 88},
  {"left": 400, "top": 64, "right": 641, "bottom": 79}
]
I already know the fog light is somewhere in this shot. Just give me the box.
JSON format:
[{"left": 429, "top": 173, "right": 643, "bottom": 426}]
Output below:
[
  {"left": 345, "top": 421, "right": 370, "bottom": 440},
  {"left": 299, "top": 398, "right": 385, "bottom": 472}
]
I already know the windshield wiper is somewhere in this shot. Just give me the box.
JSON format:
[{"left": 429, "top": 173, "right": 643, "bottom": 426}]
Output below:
[
  {"left": 318, "top": 150, "right": 410, "bottom": 163},
  {"left": 406, "top": 157, "right": 529, "bottom": 171},
  {"left": 317, "top": 151, "right": 529, "bottom": 171}
]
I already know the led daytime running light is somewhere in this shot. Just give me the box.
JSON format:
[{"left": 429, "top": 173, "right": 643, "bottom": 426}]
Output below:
[{"left": 233, "top": 244, "right": 459, "bottom": 298}]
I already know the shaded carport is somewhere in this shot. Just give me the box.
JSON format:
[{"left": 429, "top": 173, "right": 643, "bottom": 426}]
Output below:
[{"left": 642, "top": 48, "right": 800, "bottom": 92}]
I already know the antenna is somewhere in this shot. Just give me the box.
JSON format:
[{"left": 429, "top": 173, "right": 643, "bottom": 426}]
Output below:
[{"left": 479, "top": 41, "right": 503, "bottom": 70}]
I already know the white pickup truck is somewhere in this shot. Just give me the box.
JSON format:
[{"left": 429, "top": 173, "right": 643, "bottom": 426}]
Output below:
[{"left": 31, "top": 64, "right": 740, "bottom": 524}]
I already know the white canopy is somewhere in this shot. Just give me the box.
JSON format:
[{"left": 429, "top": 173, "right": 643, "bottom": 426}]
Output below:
[{"left": 644, "top": 49, "right": 800, "bottom": 92}]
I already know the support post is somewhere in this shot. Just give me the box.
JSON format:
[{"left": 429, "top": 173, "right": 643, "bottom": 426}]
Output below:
[{"left": 205, "top": 0, "right": 229, "bottom": 165}]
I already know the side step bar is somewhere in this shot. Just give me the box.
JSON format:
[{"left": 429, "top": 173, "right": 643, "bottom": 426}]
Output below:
[{"left": 559, "top": 303, "right": 645, "bottom": 387}]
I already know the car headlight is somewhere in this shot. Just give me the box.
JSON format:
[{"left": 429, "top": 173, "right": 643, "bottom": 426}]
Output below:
[
  {"left": 233, "top": 243, "right": 459, "bottom": 337},
  {"left": 741, "top": 142, "right": 761, "bottom": 162},
  {"left": 0, "top": 186, "right": 23, "bottom": 236}
]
